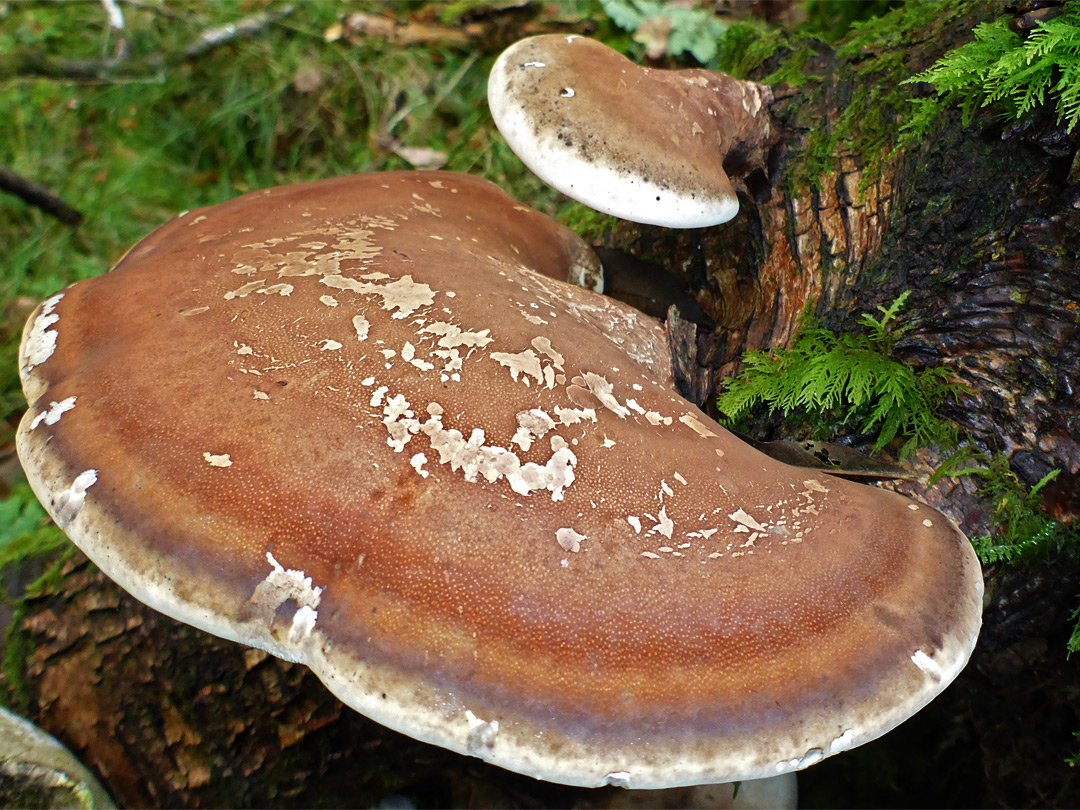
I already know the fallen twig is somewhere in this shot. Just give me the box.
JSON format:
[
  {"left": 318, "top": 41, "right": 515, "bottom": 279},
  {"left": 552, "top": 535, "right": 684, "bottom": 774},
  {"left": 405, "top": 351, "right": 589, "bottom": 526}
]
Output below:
[
  {"left": 99, "top": 0, "right": 130, "bottom": 66},
  {"left": 100, "top": 0, "right": 124, "bottom": 32},
  {"left": 185, "top": 4, "right": 295, "bottom": 60},
  {"left": 0, "top": 167, "right": 84, "bottom": 227},
  {"left": 327, "top": 12, "right": 472, "bottom": 48}
]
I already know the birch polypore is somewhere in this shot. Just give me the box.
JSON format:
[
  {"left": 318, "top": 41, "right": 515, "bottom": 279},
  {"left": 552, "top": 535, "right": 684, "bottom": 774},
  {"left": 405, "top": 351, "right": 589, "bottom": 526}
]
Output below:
[{"left": 17, "top": 171, "right": 981, "bottom": 790}]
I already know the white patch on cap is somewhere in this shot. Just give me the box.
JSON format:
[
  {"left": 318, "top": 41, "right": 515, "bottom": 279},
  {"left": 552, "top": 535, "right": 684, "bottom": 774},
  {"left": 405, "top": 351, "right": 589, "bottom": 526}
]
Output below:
[
  {"left": 531, "top": 335, "right": 564, "bottom": 368},
  {"left": 30, "top": 396, "right": 77, "bottom": 429},
  {"left": 319, "top": 295, "right": 338, "bottom": 307},
  {"left": 382, "top": 394, "right": 578, "bottom": 500},
  {"left": 203, "top": 452, "right": 233, "bottom": 467},
  {"left": 512, "top": 408, "right": 557, "bottom": 451},
  {"left": 627, "top": 516, "right": 642, "bottom": 533},
  {"left": 320, "top": 339, "right": 343, "bottom": 351},
  {"left": 910, "top": 649, "right": 944, "bottom": 681},
  {"left": 491, "top": 348, "right": 544, "bottom": 387},
  {"left": 651, "top": 506, "right": 674, "bottom": 539},
  {"left": 289, "top": 605, "right": 319, "bottom": 644},
  {"left": 741, "top": 82, "right": 763, "bottom": 115},
  {"left": 352, "top": 315, "right": 370, "bottom": 341},
  {"left": 382, "top": 394, "right": 416, "bottom": 452},
  {"left": 420, "top": 322, "right": 493, "bottom": 349},
  {"left": 582, "top": 372, "right": 629, "bottom": 418},
  {"left": 556, "top": 527, "right": 586, "bottom": 552},
  {"left": 729, "top": 508, "right": 767, "bottom": 533},
  {"left": 777, "top": 747, "right": 824, "bottom": 772},
  {"left": 250, "top": 551, "right": 324, "bottom": 627},
  {"left": 320, "top": 274, "right": 434, "bottom": 319},
  {"left": 464, "top": 710, "right": 500, "bottom": 758},
  {"left": 224, "top": 280, "right": 266, "bottom": 300},
  {"left": 257, "top": 283, "right": 293, "bottom": 296},
  {"left": 54, "top": 469, "right": 98, "bottom": 529},
  {"left": 410, "top": 452, "right": 429, "bottom": 478},
  {"left": 554, "top": 406, "right": 596, "bottom": 425},
  {"left": 679, "top": 412, "right": 718, "bottom": 437},
  {"left": 829, "top": 728, "right": 855, "bottom": 755},
  {"left": 22, "top": 293, "right": 64, "bottom": 370},
  {"left": 603, "top": 772, "right": 631, "bottom": 788}
]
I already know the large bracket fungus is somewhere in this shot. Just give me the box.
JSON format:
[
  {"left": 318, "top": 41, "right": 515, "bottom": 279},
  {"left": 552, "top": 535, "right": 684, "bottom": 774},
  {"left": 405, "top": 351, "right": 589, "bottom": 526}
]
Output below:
[
  {"left": 488, "top": 35, "right": 777, "bottom": 228},
  {"left": 17, "top": 171, "right": 982, "bottom": 790}
]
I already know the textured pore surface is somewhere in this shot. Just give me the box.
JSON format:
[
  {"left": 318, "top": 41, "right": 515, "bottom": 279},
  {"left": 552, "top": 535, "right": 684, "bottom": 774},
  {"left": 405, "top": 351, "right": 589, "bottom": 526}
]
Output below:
[{"left": 17, "top": 171, "right": 982, "bottom": 788}]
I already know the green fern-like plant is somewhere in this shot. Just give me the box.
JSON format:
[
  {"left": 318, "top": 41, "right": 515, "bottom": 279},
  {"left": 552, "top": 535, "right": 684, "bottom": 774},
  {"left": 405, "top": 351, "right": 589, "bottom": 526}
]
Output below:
[
  {"left": 902, "top": 4, "right": 1080, "bottom": 141},
  {"left": 933, "top": 447, "right": 1080, "bottom": 658},
  {"left": 932, "top": 448, "right": 1079, "bottom": 566},
  {"left": 716, "top": 292, "right": 964, "bottom": 460}
]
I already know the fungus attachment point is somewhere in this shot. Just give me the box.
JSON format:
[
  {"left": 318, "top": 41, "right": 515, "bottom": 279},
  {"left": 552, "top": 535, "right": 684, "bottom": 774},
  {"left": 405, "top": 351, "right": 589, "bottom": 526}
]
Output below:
[
  {"left": 488, "top": 35, "right": 776, "bottom": 228},
  {"left": 18, "top": 171, "right": 981, "bottom": 790}
]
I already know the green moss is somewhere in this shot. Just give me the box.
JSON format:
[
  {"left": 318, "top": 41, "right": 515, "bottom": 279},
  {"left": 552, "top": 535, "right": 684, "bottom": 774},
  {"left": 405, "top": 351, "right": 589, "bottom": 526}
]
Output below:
[
  {"left": 715, "top": 20, "right": 790, "bottom": 79},
  {"left": 787, "top": 3, "right": 964, "bottom": 193},
  {"left": 836, "top": 1, "right": 956, "bottom": 59},
  {"left": 933, "top": 449, "right": 1080, "bottom": 770},
  {"left": 933, "top": 450, "right": 1080, "bottom": 567},
  {"left": 1, "top": 542, "right": 76, "bottom": 714},
  {"left": 1, "top": 614, "right": 34, "bottom": 714},
  {"left": 716, "top": 292, "right": 964, "bottom": 460},
  {"left": 800, "top": 0, "right": 901, "bottom": 44},
  {"left": 789, "top": 127, "right": 839, "bottom": 194},
  {"left": 762, "top": 41, "right": 821, "bottom": 88},
  {"left": 902, "top": 3, "right": 1080, "bottom": 142},
  {"left": 556, "top": 202, "right": 618, "bottom": 242}
]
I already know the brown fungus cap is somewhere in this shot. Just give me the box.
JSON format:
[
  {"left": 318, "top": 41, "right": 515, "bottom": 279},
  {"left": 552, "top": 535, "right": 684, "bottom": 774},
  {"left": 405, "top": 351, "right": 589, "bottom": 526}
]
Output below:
[
  {"left": 17, "top": 171, "right": 982, "bottom": 789},
  {"left": 488, "top": 35, "right": 775, "bottom": 228}
]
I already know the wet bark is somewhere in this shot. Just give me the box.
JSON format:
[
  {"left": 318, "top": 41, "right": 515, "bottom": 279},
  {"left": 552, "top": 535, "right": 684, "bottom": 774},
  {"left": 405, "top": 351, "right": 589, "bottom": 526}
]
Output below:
[{"left": 4, "top": 3, "right": 1080, "bottom": 808}]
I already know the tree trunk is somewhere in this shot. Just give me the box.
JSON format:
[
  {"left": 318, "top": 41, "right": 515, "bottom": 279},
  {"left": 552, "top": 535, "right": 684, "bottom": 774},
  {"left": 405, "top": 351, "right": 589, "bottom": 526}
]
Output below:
[{"left": 4, "top": 3, "right": 1080, "bottom": 808}]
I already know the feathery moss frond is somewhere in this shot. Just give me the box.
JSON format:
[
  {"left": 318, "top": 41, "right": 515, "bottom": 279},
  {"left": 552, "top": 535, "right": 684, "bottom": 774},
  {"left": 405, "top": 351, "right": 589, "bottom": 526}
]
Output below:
[
  {"left": 902, "top": 4, "right": 1080, "bottom": 139},
  {"left": 716, "top": 293, "right": 963, "bottom": 460}
]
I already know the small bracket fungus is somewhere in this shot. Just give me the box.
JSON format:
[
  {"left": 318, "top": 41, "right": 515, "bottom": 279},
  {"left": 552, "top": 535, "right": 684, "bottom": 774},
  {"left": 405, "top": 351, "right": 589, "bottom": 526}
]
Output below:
[
  {"left": 18, "top": 171, "right": 982, "bottom": 790},
  {"left": 488, "top": 35, "right": 777, "bottom": 228}
]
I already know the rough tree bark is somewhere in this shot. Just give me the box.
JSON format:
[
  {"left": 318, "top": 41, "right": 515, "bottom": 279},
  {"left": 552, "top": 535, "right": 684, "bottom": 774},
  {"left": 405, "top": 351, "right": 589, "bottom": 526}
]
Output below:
[{"left": 4, "top": 3, "right": 1079, "bottom": 808}]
